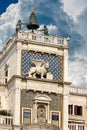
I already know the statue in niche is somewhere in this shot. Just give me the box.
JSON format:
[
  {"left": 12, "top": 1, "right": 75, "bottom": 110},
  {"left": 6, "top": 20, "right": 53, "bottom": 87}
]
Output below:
[
  {"left": 29, "top": 59, "right": 49, "bottom": 79},
  {"left": 37, "top": 105, "right": 46, "bottom": 124}
]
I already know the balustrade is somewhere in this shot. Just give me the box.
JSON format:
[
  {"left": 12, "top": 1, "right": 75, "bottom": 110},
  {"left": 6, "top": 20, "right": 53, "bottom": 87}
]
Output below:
[
  {"left": 0, "top": 115, "right": 13, "bottom": 125},
  {"left": 70, "top": 86, "right": 87, "bottom": 95},
  {"left": 68, "top": 123, "right": 86, "bottom": 130},
  {"left": 17, "top": 31, "right": 65, "bottom": 45},
  {"left": 0, "top": 78, "right": 6, "bottom": 84}
]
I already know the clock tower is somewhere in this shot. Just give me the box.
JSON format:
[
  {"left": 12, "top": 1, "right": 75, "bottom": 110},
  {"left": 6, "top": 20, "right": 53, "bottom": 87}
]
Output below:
[{"left": 0, "top": 8, "right": 71, "bottom": 130}]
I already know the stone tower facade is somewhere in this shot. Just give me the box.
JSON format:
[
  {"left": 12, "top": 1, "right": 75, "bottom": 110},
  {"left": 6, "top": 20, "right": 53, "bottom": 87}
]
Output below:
[{"left": 0, "top": 26, "right": 70, "bottom": 130}]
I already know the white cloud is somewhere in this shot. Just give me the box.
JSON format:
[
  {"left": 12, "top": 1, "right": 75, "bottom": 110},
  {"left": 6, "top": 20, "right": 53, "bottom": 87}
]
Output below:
[
  {"left": 62, "top": 0, "right": 87, "bottom": 21},
  {"left": 47, "top": 24, "right": 57, "bottom": 35},
  {"left": 0, "top": 3, "right": 20, "bottom": 26},
  {"left": 0, "top": 3, "right": 21, "bottom": 50},
  {"left": 69, "top": 52, "right": 87, "bottom": 86},
  {"left": 61, "top": 0, "right": 87, "bottom": 86}
]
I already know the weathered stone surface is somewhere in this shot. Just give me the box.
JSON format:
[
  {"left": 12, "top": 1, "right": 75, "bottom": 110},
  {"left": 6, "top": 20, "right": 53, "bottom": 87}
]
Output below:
[
  {"left": 21, "top": 90, "right": 63, "bottom": 111},
  {"left": 22, "top": 124, "right": 61, "bottom": 130}
]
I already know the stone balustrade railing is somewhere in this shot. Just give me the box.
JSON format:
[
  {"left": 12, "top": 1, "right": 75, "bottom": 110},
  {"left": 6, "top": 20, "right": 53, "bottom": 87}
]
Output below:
[
  {"left": 0, "top": 31, "right": 69, "bottom": 60},
  {"left": 69, "top": 86, "right": 87, "bottom": 95},
  {"left": 17, "top": 31, "right": 69, "bottom": 45},
  {"left": 68, "top": 123, "right": 87, "bottom": 130},
  {"left": 0, "top": 78, "right": 6, "bottom": 85},
  {"left": 0, "top": 115, "right": 13, "bottom": 125}
]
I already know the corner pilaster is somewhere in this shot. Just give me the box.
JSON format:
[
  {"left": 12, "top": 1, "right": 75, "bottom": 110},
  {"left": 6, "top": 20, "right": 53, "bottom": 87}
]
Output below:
[
  {"left": 62, "top": 84, "right": 69, "bottom": 130},
  {"left": 13, "top": 78, "right": 21, "bottom": 129}
]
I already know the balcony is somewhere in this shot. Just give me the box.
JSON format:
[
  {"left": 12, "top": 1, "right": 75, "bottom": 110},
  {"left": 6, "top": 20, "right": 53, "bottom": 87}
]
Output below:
[
  {"left": 68, "top": 123, "right": 87, "bottom": 130},
  {"left": 0, "top": 78, "right": 7, "bottom": 85},
  {"left": 0, "top": 31, "right": 69, "bottom": 61},
  {"left": 69, "top": 86, "right": 87, "bottom": 96},
  {"left": 0, "top": 115, "right": 13, "bottom": 126},
  {"left": 17, "top": 31, "right": 69, "bottom": 46}
]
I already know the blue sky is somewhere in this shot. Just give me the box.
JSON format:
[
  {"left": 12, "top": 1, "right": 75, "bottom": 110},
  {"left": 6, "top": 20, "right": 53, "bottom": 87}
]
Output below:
[
  {"left": 0, "top": 0, "right": 18, "bottom": 14},
  {"left": 0, "top": 0, "right": 87, "bottom": 86}
]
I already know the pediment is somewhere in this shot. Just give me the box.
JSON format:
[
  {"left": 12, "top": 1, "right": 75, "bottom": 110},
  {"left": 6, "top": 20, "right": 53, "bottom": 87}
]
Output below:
[{"left": 34, "top": 94, "right": 51, "bottom": 102}]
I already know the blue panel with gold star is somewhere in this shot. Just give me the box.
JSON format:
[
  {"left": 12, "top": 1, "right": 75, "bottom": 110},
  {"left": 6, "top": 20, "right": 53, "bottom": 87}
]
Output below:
[{"left": 22, "top": 51, "right": 63, "bottom": 81}]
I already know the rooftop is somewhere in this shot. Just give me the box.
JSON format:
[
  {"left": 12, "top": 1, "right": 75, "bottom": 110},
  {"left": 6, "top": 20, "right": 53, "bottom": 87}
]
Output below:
[{"left": 0, "top": 31, "right": 69, "bottom": 60}]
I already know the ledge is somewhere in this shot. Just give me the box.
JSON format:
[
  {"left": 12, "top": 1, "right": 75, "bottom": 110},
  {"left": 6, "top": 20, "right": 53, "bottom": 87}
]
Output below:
[
  {"left": 15, "top": 39, "right": 70, "bottom": 50},
  {"left": 7, "top": 75, "right": 71, "bottom": 86}
]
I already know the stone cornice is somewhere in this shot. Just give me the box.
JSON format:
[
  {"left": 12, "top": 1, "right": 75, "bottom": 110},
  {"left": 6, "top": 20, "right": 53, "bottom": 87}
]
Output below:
[
  {"left": 15, "top": 39, "right": 70, "bottom": 50},
  {"left": 70, "top": 92, "right": 87, "bottom": 97},
  {"left": 7, "top": 75, "right": 71, "bottom": 86}
]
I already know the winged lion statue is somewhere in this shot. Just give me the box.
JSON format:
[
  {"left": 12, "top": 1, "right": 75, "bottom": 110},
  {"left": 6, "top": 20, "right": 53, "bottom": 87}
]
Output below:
[{"left": 29, "top": 59, "right": 49, "bottom": 79}]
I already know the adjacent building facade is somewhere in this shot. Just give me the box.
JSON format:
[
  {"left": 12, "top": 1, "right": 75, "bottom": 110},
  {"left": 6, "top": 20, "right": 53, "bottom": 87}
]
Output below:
[{"left": 0, "top": 9, "right": 87, "bottom": 130}]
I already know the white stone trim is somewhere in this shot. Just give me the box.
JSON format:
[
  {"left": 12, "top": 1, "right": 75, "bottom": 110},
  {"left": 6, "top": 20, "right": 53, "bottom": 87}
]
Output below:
[
  {"left": 22, "top": 107, "right": 32, "bottom": 125},
  {"left": 50, "top": 110, "right": 61, "bottom": 127},
  {"left": 34, "top": 94, "right": 51, "bottom": 102}
]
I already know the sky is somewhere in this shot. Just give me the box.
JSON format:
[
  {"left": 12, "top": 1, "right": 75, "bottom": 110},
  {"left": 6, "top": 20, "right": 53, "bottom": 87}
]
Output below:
[{"left": 0, "top": 0, "right": 87, "bottom": 86}]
